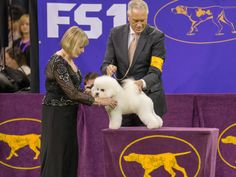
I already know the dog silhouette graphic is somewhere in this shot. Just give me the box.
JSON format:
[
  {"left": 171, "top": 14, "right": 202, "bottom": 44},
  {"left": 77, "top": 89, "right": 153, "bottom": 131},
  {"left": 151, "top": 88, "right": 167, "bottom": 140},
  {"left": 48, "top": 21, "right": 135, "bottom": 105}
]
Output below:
[
  {"left": 124, "top": 151, "right": 191, "bottom": 177},
  {"left": 0, "top": 133, "right": 41, "bottom": 160},
  {"left": 222, "top": 135, "right": 236, "bottom": 145},
  {"left": 171, "top": 5, "right": 236, "bottom": 35}
]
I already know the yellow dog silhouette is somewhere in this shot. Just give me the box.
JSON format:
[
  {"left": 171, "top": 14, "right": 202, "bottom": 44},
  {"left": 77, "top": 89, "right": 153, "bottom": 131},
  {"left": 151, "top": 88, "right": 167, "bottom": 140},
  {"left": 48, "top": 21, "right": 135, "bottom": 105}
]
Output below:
[
  {"left": 222, "top": 135, "right": 236, "bottom": 145},
  {"left": 124, "top": 151, "right": 191, "bottom": 177},
  {"left": 171, "top": 5, "right": 236, "bottom": 35},
  {"left": 0, "top": 133, "right": 41, "bottom": 160},
  {"left": 222, "top": 135, "right": 236, "bottom": 163}
]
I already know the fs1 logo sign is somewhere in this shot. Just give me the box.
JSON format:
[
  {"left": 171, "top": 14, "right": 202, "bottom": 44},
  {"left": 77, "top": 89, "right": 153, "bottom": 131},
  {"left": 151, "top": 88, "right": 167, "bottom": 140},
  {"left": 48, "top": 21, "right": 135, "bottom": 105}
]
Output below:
[{"left": 47, "top": 3, "right": 127, "bottom": 39}]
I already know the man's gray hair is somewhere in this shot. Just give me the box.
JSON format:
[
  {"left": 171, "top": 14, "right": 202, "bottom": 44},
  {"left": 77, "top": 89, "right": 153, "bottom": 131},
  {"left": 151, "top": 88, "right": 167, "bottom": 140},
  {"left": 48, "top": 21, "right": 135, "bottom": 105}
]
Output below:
[{"left": 128, "top": 0, "right": 149, "bottom": 15}]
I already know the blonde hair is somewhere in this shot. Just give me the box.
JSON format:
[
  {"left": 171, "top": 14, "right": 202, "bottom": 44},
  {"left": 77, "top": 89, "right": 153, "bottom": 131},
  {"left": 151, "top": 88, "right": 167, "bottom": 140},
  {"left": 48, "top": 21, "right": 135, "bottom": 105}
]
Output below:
[
  {"left": 128, "top": 0, "right": 149, "bottom": 15},
  {"left": 61, "top": 26, "right": 89, "bottom": 56},
  {"left": 19, "top": 14, "right": 29, "bottom": 35}
]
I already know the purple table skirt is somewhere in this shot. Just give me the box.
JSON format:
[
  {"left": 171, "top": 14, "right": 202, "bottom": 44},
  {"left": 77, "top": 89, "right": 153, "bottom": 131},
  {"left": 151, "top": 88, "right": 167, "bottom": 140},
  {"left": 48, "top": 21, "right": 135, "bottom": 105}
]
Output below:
[{"left": 102, "top": 127, "right": 219, "bottom": 177}]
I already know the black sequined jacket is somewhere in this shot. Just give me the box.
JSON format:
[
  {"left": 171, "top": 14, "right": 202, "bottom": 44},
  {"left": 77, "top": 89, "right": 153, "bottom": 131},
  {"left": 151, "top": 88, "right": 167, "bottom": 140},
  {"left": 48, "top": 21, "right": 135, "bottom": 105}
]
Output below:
[{"left": 42, "top": 54, "right": 94, "bottom": 106}]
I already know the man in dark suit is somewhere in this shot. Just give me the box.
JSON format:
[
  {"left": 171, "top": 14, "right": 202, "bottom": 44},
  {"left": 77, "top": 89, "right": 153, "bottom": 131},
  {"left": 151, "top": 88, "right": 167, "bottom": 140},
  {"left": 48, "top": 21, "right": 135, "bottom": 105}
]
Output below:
[{"left": 101, "top": 0, "right": 167, "bottom": 126}]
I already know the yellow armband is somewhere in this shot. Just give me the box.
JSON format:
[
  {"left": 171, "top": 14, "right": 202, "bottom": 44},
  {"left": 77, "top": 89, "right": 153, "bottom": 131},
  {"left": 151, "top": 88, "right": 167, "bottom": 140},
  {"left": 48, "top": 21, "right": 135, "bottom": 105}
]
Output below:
[{"left": 150, "top": 56, "right": 164, "bottom": 72}]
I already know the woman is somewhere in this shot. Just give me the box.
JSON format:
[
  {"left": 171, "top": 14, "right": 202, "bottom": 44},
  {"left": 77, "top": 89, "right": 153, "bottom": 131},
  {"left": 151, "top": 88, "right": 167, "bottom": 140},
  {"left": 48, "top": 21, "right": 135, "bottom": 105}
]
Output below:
[
  {"left": 13, "top": 14, "right": 30, "bottom": 67},
  {"left": 7, "top": 5, "right": 25, "bottom": 50},
  {"left": 41, "top": 26, "right": 116, "bottom": 177},
  {"left": 5, "top": 47, "right": 31, "bottom": 76},
  {"left": 0, "top": 47, "right": 30, "bottom": 92}
]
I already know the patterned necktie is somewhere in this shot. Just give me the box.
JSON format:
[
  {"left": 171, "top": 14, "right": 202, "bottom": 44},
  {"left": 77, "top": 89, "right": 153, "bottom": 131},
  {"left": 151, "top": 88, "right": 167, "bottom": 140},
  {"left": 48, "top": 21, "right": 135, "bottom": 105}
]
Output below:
[{"left": 128, "top": 33, "right": 139, "bottom": 65}]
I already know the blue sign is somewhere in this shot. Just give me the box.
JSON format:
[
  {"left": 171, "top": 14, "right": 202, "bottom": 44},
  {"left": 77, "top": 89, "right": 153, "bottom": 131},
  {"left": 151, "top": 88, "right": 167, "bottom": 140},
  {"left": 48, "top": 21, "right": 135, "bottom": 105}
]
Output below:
[{"left": 38, "top": 0, "right": 236, "bottom": 93}]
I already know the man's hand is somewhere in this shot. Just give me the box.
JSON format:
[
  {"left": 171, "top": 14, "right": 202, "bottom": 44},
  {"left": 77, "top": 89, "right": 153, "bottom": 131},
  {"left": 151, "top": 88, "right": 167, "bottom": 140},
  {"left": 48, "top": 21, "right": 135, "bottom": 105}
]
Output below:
[
  {"left": 106, "top": 64, "right": 117, "bottom": 76},
  {"left": 134, "top": 80, "right": 143, "bottom": 92}
]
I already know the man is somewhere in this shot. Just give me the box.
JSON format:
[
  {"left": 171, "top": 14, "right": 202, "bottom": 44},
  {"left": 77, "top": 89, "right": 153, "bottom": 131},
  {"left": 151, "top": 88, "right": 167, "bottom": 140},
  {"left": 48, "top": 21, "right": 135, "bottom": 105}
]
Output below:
[{"left": 101, "top": 0, "right": 167, "bottom": 126}]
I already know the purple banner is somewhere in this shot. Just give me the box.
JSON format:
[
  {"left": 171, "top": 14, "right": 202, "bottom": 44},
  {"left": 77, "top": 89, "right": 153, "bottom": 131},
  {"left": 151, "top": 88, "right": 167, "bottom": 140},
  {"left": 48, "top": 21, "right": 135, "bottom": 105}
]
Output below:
[
  {"left": 195, "top": 94, "right": 236, "bottom": 177},
  {"left": 1, "top": 93, "right": 236, "bottom": 177},
  {"left": 0, "top": 94, "right": 42, "bottom": 177}
]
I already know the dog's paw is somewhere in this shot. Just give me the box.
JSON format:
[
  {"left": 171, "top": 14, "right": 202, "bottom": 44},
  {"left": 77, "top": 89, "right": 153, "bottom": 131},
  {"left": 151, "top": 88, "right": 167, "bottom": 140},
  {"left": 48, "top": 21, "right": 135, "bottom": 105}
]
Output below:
[
  {"left": 109, "top": 122, "right": 121, "bottom": 129},
  {"left": 109, "top": 124, "right": 121, "bottom": 129},
  {"left": 147, "top": 119, "right": 163, "bottom": 129}
]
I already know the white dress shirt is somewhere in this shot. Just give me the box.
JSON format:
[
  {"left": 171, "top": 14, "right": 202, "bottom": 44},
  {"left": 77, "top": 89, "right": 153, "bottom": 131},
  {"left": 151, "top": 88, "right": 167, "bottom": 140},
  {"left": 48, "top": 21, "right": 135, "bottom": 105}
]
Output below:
[{"left": 128, "top": 26, "right": 146, "bottom": 89}]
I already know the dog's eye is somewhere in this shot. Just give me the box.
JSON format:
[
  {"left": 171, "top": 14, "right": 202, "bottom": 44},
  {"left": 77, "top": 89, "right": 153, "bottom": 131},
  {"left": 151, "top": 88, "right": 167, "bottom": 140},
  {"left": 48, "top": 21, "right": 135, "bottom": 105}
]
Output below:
[{"left": 101, "top": 89, "right": 105, "bottom": 92}]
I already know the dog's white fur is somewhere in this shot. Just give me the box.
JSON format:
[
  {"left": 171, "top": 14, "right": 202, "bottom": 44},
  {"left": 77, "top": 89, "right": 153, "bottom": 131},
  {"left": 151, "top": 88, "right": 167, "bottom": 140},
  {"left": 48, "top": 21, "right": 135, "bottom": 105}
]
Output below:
[{"left": 92, "top": 75, "right": 163, "bottom": 129}]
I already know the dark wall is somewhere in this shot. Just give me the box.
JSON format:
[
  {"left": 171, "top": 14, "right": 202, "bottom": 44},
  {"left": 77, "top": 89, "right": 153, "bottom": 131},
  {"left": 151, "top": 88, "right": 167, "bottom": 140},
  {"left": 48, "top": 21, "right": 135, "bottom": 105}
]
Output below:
[
  {"left": 0, "top": 0, "right": 9, "bottom": 47},
  {"left": 29, "top": 0, "right": 39, "bottom": 92}
]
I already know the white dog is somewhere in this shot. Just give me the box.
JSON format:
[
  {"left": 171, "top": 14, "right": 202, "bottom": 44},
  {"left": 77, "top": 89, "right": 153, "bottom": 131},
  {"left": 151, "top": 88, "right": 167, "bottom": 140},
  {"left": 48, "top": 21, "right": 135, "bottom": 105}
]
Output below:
[{"left": 92, "top": 75, "right": 163, "bottom": 129}]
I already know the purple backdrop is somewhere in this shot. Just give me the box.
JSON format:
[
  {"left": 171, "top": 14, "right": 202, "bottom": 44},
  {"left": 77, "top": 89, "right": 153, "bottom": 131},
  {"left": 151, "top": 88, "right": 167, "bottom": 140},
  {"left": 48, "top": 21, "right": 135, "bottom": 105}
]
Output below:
[{"left": 1, "top": 93, "right": 236, "bottom": 177}]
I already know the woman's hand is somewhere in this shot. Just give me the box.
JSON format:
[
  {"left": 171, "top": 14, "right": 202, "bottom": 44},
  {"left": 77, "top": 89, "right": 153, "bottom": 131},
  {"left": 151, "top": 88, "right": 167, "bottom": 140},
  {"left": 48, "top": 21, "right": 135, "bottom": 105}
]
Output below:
[{"left": 94, "top": 97, "right": 117, "bottom": 109}]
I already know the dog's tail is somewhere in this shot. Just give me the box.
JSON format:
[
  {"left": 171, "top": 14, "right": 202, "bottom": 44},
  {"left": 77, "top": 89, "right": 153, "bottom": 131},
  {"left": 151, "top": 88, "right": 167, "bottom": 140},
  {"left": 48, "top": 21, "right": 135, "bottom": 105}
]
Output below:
[
  {"left": 122, "top": 78, "right": 140, "bottom": 95},
  {"left": 174, "top": 151, "right": 191, "bottom": 156}
]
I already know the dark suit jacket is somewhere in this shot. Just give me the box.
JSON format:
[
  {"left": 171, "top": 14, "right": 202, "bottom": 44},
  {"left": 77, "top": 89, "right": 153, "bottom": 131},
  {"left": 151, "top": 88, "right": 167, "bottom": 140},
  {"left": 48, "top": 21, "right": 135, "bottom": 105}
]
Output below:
[{"left": 101, "top": 24, "right": 167, "bottom": 117}]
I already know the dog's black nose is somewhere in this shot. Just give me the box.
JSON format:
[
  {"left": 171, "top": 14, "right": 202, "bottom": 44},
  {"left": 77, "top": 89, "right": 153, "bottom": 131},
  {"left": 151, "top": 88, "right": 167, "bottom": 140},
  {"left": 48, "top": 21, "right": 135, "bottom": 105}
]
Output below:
[{"left": 95, "top": 92, "right": 99, "bottom": 96}]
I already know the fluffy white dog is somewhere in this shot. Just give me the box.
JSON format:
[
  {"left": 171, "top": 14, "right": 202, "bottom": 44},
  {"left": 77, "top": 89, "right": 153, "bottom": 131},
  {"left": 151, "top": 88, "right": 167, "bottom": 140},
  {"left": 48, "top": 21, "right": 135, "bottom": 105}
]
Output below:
[{"left": 92, "top": 75, "right": 163, "bottom": 129}]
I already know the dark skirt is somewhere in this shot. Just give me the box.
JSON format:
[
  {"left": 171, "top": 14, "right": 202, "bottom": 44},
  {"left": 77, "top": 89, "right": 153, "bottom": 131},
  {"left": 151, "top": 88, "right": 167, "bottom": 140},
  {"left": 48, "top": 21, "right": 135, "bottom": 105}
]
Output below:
[{"left": 41, "top": 104, "right": 79, "bottom": 177}]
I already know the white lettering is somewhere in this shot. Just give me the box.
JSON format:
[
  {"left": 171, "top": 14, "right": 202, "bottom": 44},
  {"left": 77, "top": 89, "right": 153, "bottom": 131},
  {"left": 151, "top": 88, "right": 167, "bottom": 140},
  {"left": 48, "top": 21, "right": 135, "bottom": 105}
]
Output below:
[
  {"left": 107, "top": 4, "right": 127, "bottom": 27},
  {"left": 74, "top": 4, "right": 102, "bottom": 39},
  {"left": 46, "top": 3, "right": 127, "bottom": 39},
  {"left": 47, "top": 3, "right": 76, "bottom": 38}
]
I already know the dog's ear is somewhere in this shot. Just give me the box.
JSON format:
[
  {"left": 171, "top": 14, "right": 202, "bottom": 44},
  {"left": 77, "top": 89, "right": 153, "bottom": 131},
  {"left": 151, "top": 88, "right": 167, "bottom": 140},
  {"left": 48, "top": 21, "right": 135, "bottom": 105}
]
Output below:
[
  {"left": 114, "top": 85, "right": 121, "bottom": 95},
  {"left": 91, "top": 86, "right": 95, "bottom": 93},
  {"left": 106, "top": 84, "right": 120, "bottom": 97},
  {"left": 106, "top": 78, "right": 120, "bottom": 95},
  {"left": 90, "top": 84, "right": 97, "bottom": 97}
]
